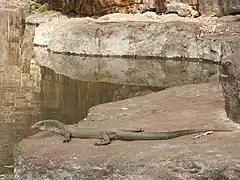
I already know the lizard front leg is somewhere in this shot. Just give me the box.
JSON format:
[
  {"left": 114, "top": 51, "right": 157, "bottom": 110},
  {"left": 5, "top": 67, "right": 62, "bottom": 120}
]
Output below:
[
  {"left": 61, "top": 131, "right": 71, "bottom": 143},
  {"left": 94, "top": 132, "right": 111, "bottom": 146}
]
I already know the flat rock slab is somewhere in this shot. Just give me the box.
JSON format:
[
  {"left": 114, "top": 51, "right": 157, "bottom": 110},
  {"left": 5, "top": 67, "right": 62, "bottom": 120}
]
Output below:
[{"left": 14, "top": 83, "right": 240, "bottom": 180}]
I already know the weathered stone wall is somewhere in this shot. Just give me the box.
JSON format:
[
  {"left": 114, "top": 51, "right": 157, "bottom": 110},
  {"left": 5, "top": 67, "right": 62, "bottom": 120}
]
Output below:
[
  {"left": 40, "top": 0, "right": 146, "bottom": 16},
  {"left": 39, "top": 0, "right": 240, "bottom": 17},
  {"left": 219, "top": 48, "right": 240, "bottom": 124},
  {"left": 34, "top": 14, "right": 240, "bottom": 61},
  {"left": 0, "top": 0, "right": 35, "bottom": 173},
  {"left": 155, "top": 0, "right": 240, "bottom": 16},
  {"left": 198, "top": 0, "right": 240, "bottom": 17}
]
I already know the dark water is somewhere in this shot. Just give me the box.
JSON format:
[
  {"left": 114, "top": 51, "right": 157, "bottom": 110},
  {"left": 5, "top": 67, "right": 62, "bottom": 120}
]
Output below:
[{"left": 0, "top": 64, "right": 161, "bottom": 175}]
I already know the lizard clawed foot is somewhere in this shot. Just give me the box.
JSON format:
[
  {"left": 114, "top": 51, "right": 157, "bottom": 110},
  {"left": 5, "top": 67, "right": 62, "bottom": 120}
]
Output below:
[
  {"left": 63, "top": 139, "right": 70, "bottom": 143},
  {"left": 94, "top": 142, "right": 107, "bottom": 146},
  {"left": 94, "top": 142, "right": 101, "bottom": 146},
  {"left": 136, "top": 128, "right": 144, "bottom": 132},
  {"left": 94, "top": 140, "right": 110, "bottom": 146},
  {"left": 94, "top": 132, "right": 111, "bottom": 146}
]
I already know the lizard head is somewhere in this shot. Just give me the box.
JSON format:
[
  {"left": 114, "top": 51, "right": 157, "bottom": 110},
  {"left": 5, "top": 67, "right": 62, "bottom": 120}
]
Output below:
[
  {"left": 31, "top": 119, "right": 64, "bottom": 131},
  {"left": 31, "top": 120, "right": 50, "bottom": 131}
]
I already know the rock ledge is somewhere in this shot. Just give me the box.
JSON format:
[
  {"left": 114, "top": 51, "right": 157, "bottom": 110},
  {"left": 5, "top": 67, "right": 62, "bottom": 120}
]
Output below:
[{"left": 14, "top": 83, "right": 240, "bottom": 180}]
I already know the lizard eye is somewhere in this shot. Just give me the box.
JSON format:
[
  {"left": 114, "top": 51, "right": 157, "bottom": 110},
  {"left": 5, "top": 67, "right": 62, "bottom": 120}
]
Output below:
[{"left": 225, "top": 61, "right": 232, "bottom": 67}]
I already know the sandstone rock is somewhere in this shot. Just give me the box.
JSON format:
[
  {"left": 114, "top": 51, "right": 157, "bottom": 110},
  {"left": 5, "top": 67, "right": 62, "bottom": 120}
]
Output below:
[
  {"left": 35, "top": 0, "right": 240, "bottom": 17},
  {"left": 97, "top": 11, "right": 165, "bottom": 21},
  {"left": 158, "top": 0, "right": 240, "bottom": 17},
  {"left": 0, "top": 0, "right": 29, "bottom": 9},
  {"left": 38, "top": 0, "right": 147, "bottom": 16},
  {"left": 198, "top": 0, "right": 240, "bottom": 17},
  {"left": 190, "top": 9, "right": 199, "bottom": 17},
  {"left": 178, "top": 0, "right": 198, "bottom": 7},
  {"left": 155, "top": 0, "right": 167, "bottom": 13},
  {"left": 155, "top": 0, "right": 199, "bottom": 14},
  {"left": 166, "top": 2, "right": 199, "bottom": 17},
  {"left": 142, "top": 11, "right": 161, "bottom": 19},
  {"left": 219, "top": 48, "right": 240, "bottom": 124},
  {"left": 14, "top": 83, "right": 240, "bottom": 180},
  {"left": 26, "top": 11, "right": 68, "bottom": 25},
  {"left": 217, "top": 15, "right": 240, "bottom": 22},
  {"left": 147, "top": 0, "right": 155, "bottom": 9},
  {"left": 97, "top": 13, "right": 153, "bottom": 22},
  {"left": 33, "top": 14, "right": 240, "bottom": 61}
]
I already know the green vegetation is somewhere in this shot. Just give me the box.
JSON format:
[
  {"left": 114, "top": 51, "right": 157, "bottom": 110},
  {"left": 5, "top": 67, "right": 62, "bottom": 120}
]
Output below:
[
  {"left": 0, "top": 173, "right": 14, "bottom": 180},
  {"left": 28, "top": 0, "right": 49, "bottom": 13}
]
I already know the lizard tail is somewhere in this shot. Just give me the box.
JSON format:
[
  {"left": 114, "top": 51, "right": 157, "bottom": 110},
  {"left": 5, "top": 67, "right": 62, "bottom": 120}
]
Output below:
[
  {"left": 117, "top": 129, "right": 232, "bottom": 140},
  {"left": 158, "top": 129, "right": 232, "bottom": 139}
]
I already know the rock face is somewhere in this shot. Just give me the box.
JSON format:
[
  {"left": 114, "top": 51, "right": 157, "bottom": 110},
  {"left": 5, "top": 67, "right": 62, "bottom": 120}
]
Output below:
[
  {"left": 198, "top": 0, "right": 240, "bottom": 17},
  {"left": 155, "top": 0, "right": 167, "bottom": 13},
  {"left": 166, "top": 1, "right": 199, "bottom": 17},
  {"left": 219, "top": 48, "right": 240, "bottom": 124},
  {"left": 162, "top": 0, "right": 240, "bottom": 17},
  {"left": 14, "top": 83, "right": 240, "bottom": 180},
  {"left": 0, "top": 0, "right": 32, "bottom": 173},
  {"left": 37, "top": 0, "right": 240, "bottom": 17},
  {"left": 40, "top": 0, "right": 147, "bottom": 16},
  {"left": 33, "top": 13, "right": 240, "bottom": 61}
]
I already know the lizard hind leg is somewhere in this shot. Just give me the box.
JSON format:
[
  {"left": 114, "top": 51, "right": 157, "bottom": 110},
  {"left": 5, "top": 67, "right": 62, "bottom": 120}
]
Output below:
[
  {"left": 121, "top": 128, "right": 144, "bottom": 133},
  {"left": 94, "top": 132, "right": 111, "bottom": 146}
]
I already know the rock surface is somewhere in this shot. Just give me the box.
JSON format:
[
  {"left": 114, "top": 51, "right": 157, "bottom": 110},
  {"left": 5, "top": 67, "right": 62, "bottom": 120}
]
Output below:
[
  {"left": 26, "top": 11, "right": 69, "bottom": 25},
  {"left": 14, "top": 83, "right": 240, "bottom": 180},
  {"left": 33, "top": 13, "right": 240, "bottom": 60},
  {"left": 166, "top": 1, "right": 199, "bottom": 18},
  {"left": 36, "top": 0, "right": 240, "bottom": 17},
  {"left": 198, "top": 0, "right": 240, "bottom": 17},
  {"left": 160, "top": 0, "right": 240, "bottom": 17},
  {"left": 219, "top": 48, "right": 240, "bottom": 124}
]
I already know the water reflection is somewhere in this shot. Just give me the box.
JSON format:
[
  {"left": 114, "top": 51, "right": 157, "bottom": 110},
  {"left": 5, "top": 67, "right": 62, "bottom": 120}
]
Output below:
[
  {"left": 35, "top": 47, "right": 218, "bottom": 87},
  {"left": 40, "top": 67, "right": 161, "bottom": 123}
]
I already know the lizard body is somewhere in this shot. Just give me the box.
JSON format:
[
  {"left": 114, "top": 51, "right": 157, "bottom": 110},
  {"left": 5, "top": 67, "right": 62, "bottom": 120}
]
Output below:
[{"left": 31, "top": 119, "right": 231, "bottom": 146}]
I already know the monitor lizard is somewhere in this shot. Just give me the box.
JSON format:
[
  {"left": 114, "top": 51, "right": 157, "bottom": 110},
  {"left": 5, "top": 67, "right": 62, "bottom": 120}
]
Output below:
[{"left": 31, "top": 119, "right": 232, "bottom": 146}]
